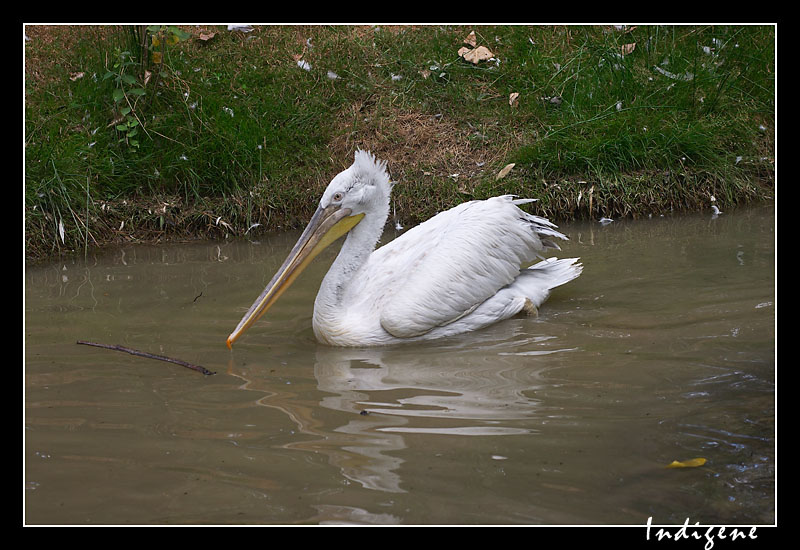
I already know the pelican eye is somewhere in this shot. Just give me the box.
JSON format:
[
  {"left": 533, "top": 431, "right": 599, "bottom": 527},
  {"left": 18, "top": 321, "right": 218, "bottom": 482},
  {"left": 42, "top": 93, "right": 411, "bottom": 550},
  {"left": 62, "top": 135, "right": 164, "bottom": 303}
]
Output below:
[{"left": 332, "top": 192, "right": 344, "bottom": 202}]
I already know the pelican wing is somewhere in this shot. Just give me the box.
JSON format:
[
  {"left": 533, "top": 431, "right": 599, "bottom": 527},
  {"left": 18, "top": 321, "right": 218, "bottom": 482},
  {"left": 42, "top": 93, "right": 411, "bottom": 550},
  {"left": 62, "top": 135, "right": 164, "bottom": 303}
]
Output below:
[{"left": 373, "top": 196, "right": 566, "bottom": 338}]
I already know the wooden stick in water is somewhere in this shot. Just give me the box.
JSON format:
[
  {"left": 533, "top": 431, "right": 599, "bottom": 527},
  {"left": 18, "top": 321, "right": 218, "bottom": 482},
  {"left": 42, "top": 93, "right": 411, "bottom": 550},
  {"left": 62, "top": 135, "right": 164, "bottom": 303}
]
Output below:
[{"left": 76, "top": 340, "right": 216, "bottom": 376}]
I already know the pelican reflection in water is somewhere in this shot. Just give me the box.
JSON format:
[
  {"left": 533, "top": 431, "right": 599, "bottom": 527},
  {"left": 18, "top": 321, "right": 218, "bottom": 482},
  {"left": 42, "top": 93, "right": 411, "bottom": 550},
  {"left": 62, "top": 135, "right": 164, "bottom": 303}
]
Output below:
[{"left": 227, "top": 150, "right": 582, "bottom": 348}]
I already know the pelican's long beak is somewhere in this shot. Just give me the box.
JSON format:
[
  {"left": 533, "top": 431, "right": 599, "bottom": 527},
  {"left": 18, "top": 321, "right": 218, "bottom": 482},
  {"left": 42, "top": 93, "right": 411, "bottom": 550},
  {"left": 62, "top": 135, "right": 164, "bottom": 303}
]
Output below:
[{"left": 226, "top": 204, "right": 364, "bottom": 348}]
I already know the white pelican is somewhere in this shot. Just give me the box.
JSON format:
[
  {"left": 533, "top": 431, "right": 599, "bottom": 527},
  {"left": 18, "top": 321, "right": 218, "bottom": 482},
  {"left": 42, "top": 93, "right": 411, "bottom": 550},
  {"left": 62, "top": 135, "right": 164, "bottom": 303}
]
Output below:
[{"left": 227, "top": 150, "right": 582, "bottom": 348}]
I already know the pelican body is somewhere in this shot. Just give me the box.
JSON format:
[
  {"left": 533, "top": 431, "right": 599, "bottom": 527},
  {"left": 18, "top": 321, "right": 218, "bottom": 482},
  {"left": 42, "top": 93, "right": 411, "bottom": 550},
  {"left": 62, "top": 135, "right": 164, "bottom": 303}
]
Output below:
[{"left": 227, "top": 151, "right": 582, "bottom": 348}]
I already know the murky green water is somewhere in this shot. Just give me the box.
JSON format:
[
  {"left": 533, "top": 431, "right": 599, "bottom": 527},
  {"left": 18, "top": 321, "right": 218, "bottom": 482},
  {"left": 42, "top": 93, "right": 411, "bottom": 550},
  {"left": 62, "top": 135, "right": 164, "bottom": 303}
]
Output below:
[{"left": 24, "top": 204, "right": 775, "bottom": 525}]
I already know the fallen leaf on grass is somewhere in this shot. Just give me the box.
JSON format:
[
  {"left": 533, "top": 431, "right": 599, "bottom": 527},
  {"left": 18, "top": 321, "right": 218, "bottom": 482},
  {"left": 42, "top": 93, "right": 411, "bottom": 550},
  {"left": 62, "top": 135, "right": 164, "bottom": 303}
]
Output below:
[
  {"left": 496, "top": 163, "right": 515, "bottom": 180},
  {"left": 666, "top": 457, "right": 707, "bottom": 468},
  {"left": 464, "top": 30, "right": 477, "bottom": 47},
  {"left": 198, "top": 31, "right": 217, "bottom": 42},
  {"left": 509, "top": 92, "right": 520, "bottom": 107},
  {"left": 69, "top": 72, "right": 85, "bottom": 81},
  {"left": 459, "top": 45, "right": 494, "bottom": 65},
  {"left": 620, "top": 43, "right": 636, "bottom": 55}
]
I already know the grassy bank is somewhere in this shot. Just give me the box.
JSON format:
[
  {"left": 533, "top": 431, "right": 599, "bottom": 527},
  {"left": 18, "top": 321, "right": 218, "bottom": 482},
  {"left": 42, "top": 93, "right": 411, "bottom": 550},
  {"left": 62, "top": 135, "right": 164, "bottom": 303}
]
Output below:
[{"left": 24, "top": 24, "right": 775, "bottom": 261}]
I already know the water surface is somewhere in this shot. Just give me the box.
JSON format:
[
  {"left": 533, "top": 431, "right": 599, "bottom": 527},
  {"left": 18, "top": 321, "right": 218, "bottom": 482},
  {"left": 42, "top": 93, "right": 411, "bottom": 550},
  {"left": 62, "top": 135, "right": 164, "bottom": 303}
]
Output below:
[{"left": 24, "top": 204, "right": 775, "bottom": 525}]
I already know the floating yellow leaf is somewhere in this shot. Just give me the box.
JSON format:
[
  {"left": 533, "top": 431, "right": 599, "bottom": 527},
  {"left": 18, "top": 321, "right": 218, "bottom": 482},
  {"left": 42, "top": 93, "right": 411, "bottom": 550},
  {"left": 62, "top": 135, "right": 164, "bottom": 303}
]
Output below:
[
  {"left": 666, "top": 457, "right": 707, "bottom": 468},
  {"left": 496, "top": 163, "right": 516, "bottom": 180}
]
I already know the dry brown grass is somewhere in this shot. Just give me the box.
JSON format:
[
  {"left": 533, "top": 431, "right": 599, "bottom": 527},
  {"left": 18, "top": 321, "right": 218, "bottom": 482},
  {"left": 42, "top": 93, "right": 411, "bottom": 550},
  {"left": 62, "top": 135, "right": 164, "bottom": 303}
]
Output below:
[{"left": 329, "top": 105, "right": 489, "bottom": 176}]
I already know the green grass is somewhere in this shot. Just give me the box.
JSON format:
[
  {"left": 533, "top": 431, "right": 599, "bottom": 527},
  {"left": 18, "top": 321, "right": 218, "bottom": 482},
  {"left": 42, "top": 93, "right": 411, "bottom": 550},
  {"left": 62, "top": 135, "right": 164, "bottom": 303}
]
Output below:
[{"left": 25, "top": 24, "right": 774, "bottom": 260}]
